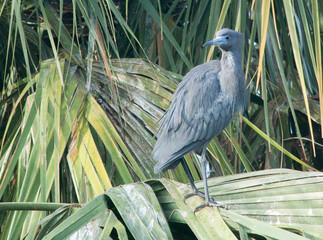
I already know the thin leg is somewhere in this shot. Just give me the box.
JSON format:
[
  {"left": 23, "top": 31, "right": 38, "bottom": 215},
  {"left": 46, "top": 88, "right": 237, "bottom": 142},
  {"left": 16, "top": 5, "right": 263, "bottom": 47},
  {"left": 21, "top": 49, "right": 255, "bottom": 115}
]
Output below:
[
  {"left": 182, "top": 160, "right": 206, "bottom": 201},
  {"left": 201, "top": 145, "right": 210, "bottom": 203},
  {"left": 182, "top": 159, "right": 200, "bottom": 193},
  {"left": 194, "top": 144, "right": 227, "bottom": 213}
]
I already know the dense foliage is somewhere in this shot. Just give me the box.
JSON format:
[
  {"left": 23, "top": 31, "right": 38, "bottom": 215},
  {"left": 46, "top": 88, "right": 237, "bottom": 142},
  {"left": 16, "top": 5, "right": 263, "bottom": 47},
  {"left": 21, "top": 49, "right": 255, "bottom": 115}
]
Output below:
[{"left": 0, "top": 0, "right": 322, "bottom": 239}]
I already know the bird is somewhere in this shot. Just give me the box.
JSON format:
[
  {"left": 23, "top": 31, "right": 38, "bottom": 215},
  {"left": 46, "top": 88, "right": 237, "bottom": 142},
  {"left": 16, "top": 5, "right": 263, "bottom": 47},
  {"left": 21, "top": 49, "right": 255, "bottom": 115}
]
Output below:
[{"left": 152, "top": 28, "right": 245, "bottom": 211}]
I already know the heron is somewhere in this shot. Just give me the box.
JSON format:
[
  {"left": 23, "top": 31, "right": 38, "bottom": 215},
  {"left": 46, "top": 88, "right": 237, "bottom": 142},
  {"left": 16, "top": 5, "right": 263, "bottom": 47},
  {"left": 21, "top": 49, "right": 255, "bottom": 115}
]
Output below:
[{"left": 152, "top": 28, "right": 245, "bottom": 211}]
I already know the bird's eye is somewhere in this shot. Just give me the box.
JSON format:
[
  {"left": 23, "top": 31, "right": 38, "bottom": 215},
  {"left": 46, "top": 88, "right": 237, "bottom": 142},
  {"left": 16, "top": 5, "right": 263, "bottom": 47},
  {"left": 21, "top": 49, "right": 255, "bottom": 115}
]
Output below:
[{"left": 226, "top": 35, "right": 230, "bottom": 40}]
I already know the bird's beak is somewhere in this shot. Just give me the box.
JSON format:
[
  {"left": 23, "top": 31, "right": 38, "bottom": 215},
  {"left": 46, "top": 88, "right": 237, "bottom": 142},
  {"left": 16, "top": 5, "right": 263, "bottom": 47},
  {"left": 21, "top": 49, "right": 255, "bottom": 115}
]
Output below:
[{"left": 203, "top": 36, "right": 227, "bottom": 47}]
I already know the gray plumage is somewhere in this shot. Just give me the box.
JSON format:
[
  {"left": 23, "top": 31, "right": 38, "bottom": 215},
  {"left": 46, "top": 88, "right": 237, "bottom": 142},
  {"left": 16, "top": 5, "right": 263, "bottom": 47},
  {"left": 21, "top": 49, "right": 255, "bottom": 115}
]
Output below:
[{"left": 152, "top": 28, "right": 245, "bottom": 208}]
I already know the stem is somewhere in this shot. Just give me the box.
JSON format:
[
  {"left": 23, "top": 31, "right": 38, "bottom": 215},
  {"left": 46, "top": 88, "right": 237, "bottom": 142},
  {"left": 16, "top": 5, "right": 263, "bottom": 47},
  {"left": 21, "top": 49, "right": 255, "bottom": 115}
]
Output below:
[{"left": 0, "top": 202, "right": 81, "bottom": 211}]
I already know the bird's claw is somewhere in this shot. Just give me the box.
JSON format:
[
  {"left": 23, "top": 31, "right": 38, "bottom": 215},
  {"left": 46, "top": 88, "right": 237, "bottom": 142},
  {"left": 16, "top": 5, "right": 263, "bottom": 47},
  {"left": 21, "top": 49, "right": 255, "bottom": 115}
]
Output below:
[
  {"left": 194, "top": 201, "right": 227, "bottom": 214},
  {"left": 183, "top": 190, "right": 226, "bottom": 212},
  {"left": 184, "top": 191, "right": 215, "bottom": 203},
  {"left": 184, "top": 190, "right": 205, "bottom": 201}
]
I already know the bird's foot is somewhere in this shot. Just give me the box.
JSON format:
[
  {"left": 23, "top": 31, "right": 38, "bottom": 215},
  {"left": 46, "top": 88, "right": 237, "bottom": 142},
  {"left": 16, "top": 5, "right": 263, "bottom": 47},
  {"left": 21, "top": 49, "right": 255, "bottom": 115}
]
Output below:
[
  {"left": 184, "top": 190, "right": 215, "bottom": 203},
  {"left": 194, "top": 200, "right": 227, "bottom": 214}
]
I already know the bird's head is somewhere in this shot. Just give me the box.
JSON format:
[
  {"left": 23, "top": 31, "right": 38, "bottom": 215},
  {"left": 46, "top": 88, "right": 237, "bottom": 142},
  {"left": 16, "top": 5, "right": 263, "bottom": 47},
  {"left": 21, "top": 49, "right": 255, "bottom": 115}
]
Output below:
[{"left": 203, "top": 28, "right": 244, "bottom": 52}]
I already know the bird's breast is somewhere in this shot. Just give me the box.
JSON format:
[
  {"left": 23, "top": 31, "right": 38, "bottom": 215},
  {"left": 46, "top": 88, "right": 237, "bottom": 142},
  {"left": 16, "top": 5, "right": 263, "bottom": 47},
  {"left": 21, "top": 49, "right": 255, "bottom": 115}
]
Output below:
[{"left": 219, "top": 71, "right": 239, "bottom": 97}]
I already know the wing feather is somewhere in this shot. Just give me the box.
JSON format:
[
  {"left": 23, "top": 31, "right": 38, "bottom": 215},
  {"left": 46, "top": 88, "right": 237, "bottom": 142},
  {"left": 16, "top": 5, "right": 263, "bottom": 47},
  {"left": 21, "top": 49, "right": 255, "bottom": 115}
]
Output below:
[{"left": 153, "top": 60, "right": 236, "bottom": 173}]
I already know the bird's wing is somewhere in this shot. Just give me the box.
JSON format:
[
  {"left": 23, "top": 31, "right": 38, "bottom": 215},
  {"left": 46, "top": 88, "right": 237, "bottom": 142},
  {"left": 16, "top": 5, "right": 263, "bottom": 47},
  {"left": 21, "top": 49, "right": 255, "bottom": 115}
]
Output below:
[{"left": 153, "top": 60, "right": 236, "bottom": 172}]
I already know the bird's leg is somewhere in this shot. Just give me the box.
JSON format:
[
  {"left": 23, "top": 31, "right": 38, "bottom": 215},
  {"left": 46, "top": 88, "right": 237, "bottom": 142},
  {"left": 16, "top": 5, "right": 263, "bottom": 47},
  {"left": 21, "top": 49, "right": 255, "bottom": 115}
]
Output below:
[
  {"left": 202, "top": 151, "right": 210, "bottom": 202},
  {"left": 181, "top": 160, "right": 208, "bottom": 201},
  {"left": 194, "top": 145, "right": 227, "bottom": 213}
]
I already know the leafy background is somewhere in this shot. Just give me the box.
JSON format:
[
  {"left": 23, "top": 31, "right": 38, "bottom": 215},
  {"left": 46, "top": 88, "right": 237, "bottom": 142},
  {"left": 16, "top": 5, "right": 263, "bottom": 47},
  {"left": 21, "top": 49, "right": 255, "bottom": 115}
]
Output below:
[{"left": 0, "top": 0, "right": 322, "bottom": 239}]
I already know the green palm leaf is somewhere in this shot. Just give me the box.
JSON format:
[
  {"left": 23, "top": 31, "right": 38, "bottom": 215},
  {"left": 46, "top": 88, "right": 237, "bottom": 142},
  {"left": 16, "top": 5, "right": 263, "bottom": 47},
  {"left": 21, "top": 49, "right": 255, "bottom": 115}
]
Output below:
[
  {"left": 0, "top": 1, "right": 322, "bottom": 239},
  {"left": 20, "top": 169, "right": 323, "bottom": 239}
]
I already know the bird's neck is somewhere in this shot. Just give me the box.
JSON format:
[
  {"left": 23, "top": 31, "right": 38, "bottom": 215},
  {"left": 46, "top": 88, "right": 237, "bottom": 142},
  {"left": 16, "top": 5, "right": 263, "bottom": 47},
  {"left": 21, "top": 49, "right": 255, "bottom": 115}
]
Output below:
[
  {"left": 220, "top": 50, "right": 242, "bottom": 69},
  {"left": 219, "top": 49, "right": 244, "bottom": 102}
]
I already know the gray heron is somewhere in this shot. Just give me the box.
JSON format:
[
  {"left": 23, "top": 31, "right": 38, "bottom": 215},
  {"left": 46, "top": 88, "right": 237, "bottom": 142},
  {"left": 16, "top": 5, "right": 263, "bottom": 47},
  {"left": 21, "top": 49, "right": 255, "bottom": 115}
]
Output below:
[{"left": 153, "top": 28, "right": 245, "bottom": 211}]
